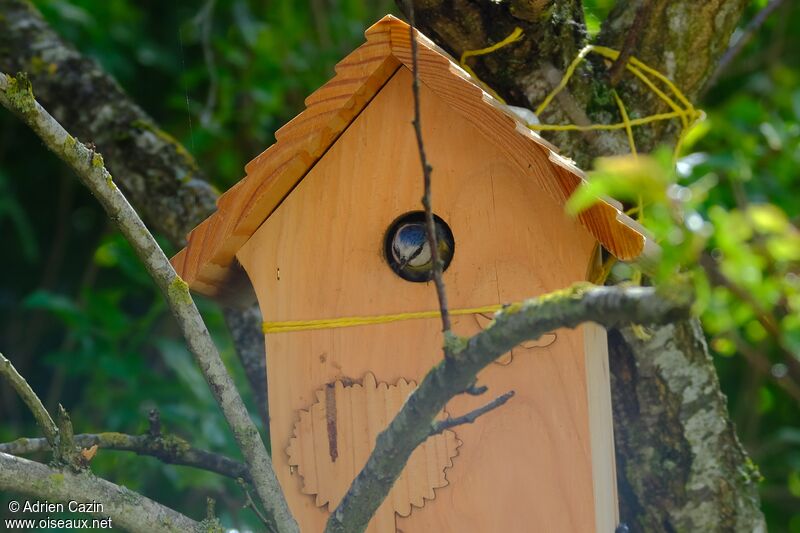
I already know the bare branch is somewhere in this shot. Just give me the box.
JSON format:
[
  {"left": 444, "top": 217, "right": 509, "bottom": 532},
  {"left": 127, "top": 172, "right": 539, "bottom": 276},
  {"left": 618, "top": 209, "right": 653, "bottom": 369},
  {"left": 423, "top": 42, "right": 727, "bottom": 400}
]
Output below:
[
  {"left": 700, "top": 252, "right": 800, "bottom": 386},
  {"left": 464, "top": 383, "right": 488, "bottom": 396},
  {"left": 55, "top": 404, "right": 80, "bottom": 467},
  {"left": 238, "top": 478, "right": 272, "bottom": 527},
  {"left": 708, "top": 0, "right": 787, "bottom": 89},
  {"left": 0, "top": 72, "right": 298, "bottom": 533},
  {"left": 607, "top": 0, "right": 660, "bottom": 86},
  {"left": 728, "top": 332, "right": 800, "bottom": 404},
  {"left": 407, "top": 2, "right": 452, "bottom": 335},
  {"left": 325, "top": 283, "right": 691, "bottom": 533},
  {"left": 0, "top": 452, "right": 199, "bottom": 531},
  {"left": 431, "top": 390, "right": 515, "bottom": 435},
  {"left": 0, "top": 352, "right": 58, "bottom": 450},
  {"left": 0, "top": 432, "right": 249, "bottom": 482},
  {"left": 148, "top": 408, "right": 162, "bottom": 437}
]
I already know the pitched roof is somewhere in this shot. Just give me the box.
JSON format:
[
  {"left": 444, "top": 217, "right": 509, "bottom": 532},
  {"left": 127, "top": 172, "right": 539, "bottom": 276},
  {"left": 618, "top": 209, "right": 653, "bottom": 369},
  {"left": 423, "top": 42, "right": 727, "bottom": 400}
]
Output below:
[{"left": 171, "top": 15, "right": 650, "bottom": 299}]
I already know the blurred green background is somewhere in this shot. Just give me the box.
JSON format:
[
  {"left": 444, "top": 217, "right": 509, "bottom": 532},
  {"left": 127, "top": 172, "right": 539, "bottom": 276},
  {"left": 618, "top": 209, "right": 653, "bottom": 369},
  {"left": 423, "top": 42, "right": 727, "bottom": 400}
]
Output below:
[{"left": 0, "top": 0, "right": 798, "bottom": 531}]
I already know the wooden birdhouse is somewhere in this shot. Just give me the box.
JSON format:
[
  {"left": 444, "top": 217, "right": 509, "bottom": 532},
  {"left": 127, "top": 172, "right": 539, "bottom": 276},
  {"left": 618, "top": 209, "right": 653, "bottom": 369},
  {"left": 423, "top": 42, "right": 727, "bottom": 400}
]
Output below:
[{"left": 172, "top": 15, "right": 649, "bottom": 533}]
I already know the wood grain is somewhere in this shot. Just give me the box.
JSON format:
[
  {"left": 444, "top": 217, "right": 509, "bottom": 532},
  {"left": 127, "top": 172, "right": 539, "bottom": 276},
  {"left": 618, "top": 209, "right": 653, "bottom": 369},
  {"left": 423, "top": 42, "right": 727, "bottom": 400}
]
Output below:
[
  {"left": 286, "top": 373, "right": 460, "bottom": 531},
  {"left": 172, "top": 15, "right": 647, "bottom": 298},
  {"left": 237, "top": 67, "right": 616, "bottom": 532}
]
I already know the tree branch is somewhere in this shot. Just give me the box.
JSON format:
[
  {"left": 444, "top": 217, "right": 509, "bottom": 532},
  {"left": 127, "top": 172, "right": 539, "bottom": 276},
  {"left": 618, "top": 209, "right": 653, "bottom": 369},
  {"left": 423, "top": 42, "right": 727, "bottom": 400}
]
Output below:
[
  {"left": 0, "top": 432, "right": 249, "bottom": 482},
  {"left": 0, "top": 352, "right": 59, "bottom": 452},
  {"left": 325, "top": 284, "right": 691, "bottom": 533},
  {"left": 707, "top": 0, "right": 787, "bottom": 90},
  {"left": 55, "top": 404, "right": 79, "bottom": 467},
  {"left": 701, "top": 252, "right": 800, "bottom": 387},
  {"left": 407, "top": 3, "right": 452, "bottom": 335},
  {"left": 0, "top": 72, "right": 297, "bottom": 533},
  {"left": 0, "top": 452, "right": 199, "bottom": 531},
  {"left": 430, "top": 390, "right": 515, "bottom": 435},
  {"left": 607, "top": 0, "right": 659, "bottom": 86}
]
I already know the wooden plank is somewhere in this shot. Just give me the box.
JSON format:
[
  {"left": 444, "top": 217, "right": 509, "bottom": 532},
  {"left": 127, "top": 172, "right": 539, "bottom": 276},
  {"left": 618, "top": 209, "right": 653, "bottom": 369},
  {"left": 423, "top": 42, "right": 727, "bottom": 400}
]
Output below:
[
  {"left": 286, "top": 374, "right": 459, "bottom": 532},
  {"left": 237, "top": 66, "right": 612, "bottom": 532},
  {"left": 584, "top": 322, "right": 619, "bottom": 533}
]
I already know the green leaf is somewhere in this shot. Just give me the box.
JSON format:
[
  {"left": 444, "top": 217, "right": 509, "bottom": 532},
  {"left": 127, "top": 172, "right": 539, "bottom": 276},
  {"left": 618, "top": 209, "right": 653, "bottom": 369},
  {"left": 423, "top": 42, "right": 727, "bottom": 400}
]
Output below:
[
  {"left": 789, "top": 471, "right": 800, "bottom": 498},
  {"left": 566, "top": 153, "right": 674, "bottom": 215},
  {"left": 748, "top": 204, "right": 790, "bottom": 234}
]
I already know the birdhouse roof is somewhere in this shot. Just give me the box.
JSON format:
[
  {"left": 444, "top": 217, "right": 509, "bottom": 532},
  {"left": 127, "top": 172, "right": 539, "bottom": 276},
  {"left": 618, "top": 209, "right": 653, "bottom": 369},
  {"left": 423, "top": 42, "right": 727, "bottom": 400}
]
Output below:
[{"left": 171, "top": 15, "right": 651, "bottom": 299}]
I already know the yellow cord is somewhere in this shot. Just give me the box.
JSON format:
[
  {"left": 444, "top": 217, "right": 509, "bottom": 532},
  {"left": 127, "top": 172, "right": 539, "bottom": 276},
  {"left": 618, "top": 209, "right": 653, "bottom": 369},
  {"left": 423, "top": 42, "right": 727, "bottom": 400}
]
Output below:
[
  {"left": 263, "top": 304, "right": 504, "bottom": 333},
  {"left": 612, "top": 89, "right": 637, "bottom": 158},
  {"left": 534, "top": 44, "right": 594, "bottom": 116},
  {"left": 459, "top": 27, "right": 524, "bottom": 104},
  {"left": 458, "top": 30, "right": 703, "bottom": 160}
]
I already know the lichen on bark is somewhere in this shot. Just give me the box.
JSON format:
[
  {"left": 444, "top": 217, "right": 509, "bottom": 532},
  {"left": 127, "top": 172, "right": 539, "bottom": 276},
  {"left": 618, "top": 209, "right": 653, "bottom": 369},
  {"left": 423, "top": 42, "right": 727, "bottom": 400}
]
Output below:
[{"left": 610, "top": 322, "right": 765, "bottom": 532}]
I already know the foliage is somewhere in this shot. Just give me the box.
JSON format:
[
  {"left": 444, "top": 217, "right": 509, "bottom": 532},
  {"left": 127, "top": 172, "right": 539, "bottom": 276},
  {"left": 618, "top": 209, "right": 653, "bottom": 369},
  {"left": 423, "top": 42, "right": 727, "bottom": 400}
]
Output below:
[{"left": 0, "top": 0, "right": 798, "bottom": 530}]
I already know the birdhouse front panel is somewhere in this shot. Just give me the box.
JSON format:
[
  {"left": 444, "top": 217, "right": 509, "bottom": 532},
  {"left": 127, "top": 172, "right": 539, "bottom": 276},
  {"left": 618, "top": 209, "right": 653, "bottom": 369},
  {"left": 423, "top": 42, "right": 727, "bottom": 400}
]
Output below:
[{"left": 235, "top": 66, "right": 616, "bottom": 532}]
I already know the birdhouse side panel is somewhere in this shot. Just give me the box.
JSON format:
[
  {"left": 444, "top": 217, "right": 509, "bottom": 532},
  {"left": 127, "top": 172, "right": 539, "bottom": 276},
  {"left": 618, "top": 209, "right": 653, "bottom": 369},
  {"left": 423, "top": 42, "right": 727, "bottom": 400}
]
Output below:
[{"left": 237, "top": 67, "right": 611, "bottom": 532}]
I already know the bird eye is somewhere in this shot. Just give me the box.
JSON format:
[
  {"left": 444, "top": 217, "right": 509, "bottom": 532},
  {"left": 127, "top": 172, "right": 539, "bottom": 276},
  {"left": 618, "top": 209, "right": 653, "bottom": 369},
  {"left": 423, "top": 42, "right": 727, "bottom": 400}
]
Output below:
[{"left": 384, "top": 212, "right": 455, "bottom": 282}]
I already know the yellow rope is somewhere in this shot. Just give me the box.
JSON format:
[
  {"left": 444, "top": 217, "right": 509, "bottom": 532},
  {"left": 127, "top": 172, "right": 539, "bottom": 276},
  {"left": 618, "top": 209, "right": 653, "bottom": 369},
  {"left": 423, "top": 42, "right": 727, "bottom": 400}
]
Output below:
[
  {"left": 613, "top": 89, "right": 637, "bottom": 157},
  {"left": 263, "top": 304, "right": 504, "bottom": 333},
  {"left": 458, "top": 30, "right": 703, "bottom": 160},
  {"left": 459, "top": 27, "right": 524, "bottom": 104},
  {"left": 534, "top": 44, "right": 594, "bottom": 116}
]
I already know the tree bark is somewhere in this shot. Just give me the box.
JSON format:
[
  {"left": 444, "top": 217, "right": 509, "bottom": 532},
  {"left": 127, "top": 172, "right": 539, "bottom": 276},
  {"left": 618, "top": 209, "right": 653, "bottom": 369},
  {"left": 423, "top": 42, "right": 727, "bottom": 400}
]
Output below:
[
  {"left": 610, "top": 322, "right": 764, "bottom": 532},
  {"left": 400, "top": 0, "right": 765, "bottom": 531},
  {"left": 0, "top": 432, "right": 249, "bottom": 482},
  {"left": 0, "top": 0, "right": 269, "bottom": 431}
]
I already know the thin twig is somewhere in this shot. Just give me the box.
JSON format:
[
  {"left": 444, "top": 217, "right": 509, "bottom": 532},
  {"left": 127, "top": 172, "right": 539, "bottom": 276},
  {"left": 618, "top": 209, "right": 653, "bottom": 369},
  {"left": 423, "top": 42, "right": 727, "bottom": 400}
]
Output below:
[
  {"left": 0, "top": 352, "right": 59, "bottom": 450},
  {"left": 0, "top": 72, "right": 298, "bottom": 533},
  {"left": 56, "top": 404, "right": 79, "bottom": 467},
  {"left": 193, "top": 0, "right": 218, "bottom": 126},
  {"left": 608, "top": 0, "right": 659, "bottom": 86},
  {"left": 700, "top": 253, "right": 800, "bottom": 385},
  {"left": 325, "top": 283, "right": 691, "bottom": 533},
  {"left": 148, "top": 408, "right": 162, "bottom": 437},
  {"left": 464, "top": 383, "right": 488, "bottom": 396},
  {"left": 708, "top": 0, "right": 787, "bottom": 89},
  {"left": 431, "top": 391, "right": 515, "bottom": 435},
  {"left": 728, "top": 333, "right": 800, "bottom": 404},
  {"left": 0, "top": 431, "right": 250, "bottom": 481},
  {"left": 407, "top": 1, "right": 452, "bottom": 335},
  {"left": 238, "top": 478, "right": 272, "bottom": 527}
]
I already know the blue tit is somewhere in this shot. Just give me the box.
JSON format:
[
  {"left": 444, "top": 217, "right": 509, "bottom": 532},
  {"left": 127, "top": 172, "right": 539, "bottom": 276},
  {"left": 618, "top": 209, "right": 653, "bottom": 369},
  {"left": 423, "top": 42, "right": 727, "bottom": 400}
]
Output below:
[{"left": 385, "top": 212, "right": 454, "bottom": 282}]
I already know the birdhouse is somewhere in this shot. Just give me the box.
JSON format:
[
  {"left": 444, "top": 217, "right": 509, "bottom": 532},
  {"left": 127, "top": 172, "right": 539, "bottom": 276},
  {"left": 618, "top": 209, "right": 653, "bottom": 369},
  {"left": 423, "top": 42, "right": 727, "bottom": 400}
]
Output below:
[{"left": 172, "top": 15, "right": 649, "bottom": 533}]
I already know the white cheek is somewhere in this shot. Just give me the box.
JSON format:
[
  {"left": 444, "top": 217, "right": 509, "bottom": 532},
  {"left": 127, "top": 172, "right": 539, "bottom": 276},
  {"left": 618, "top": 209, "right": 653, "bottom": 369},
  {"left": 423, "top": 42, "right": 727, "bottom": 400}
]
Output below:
[{"left": 407, "top": 242, "right": 432, "bottom": 267}]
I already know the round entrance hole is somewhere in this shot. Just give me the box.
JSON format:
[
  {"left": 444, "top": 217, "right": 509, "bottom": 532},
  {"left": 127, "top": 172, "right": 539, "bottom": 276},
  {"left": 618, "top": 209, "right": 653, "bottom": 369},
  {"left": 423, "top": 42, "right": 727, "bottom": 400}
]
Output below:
[{"left": 384, "top": 212, "right": 455, "bottom": 282}]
